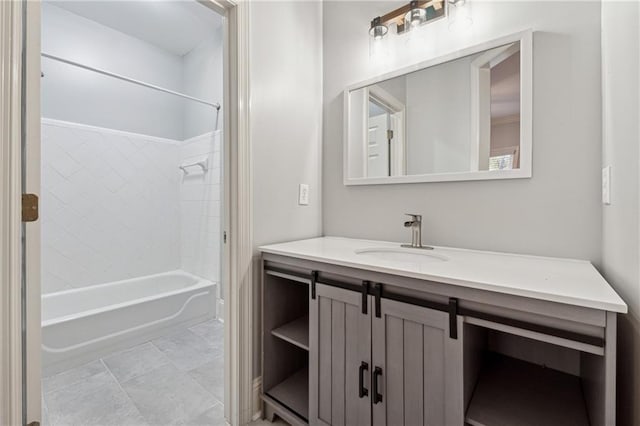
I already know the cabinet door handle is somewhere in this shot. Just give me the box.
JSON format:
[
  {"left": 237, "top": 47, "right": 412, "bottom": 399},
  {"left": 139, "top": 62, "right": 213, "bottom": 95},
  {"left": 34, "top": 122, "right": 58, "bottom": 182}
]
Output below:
[
  {"left": 372, "top": 366, "right": 383, "bottom": 404},
  {"left": 359, "top": 362, "right": 369, "bottom": 397}
]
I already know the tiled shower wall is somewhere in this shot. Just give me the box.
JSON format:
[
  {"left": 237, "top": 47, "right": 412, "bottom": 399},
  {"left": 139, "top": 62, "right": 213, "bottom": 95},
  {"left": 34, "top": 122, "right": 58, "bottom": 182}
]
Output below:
[
  {"left": 41, "top": 120, "right": 222, "bottom": 294},
  {"left": 41, "top": 120, "right": 181, "bottom": 293},
  {"left": 180, "top": 132, "right": 222, "bottom": 283}
]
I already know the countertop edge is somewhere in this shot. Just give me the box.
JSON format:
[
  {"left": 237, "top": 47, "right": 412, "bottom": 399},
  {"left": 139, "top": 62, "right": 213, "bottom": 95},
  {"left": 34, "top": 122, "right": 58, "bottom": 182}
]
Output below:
[{"left": 260, "top": 246, "right": 628, "bottom": 314}]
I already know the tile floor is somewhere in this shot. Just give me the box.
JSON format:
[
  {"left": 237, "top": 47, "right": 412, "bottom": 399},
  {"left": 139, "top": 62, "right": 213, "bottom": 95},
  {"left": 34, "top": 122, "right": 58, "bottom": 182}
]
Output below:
[
  {"left": 249, "top": 420, "right": 288, "bottom": 426},
  {"left": 42, "top": 320, "right": 225, "bottom": 426}
]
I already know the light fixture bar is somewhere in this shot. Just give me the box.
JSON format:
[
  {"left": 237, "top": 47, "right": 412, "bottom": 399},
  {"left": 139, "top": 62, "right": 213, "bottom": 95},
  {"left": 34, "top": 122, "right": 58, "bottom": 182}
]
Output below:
[{"left": 379, "top": 0, "right": 443, "bottom": 27}]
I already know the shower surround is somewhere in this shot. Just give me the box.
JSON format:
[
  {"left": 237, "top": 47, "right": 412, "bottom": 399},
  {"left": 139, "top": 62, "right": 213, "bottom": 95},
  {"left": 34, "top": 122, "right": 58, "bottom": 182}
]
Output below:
[
  {"left": 41, "top": 119, "right": 181, "bottom": 292},
  {"left": 41, "top": 119, "right": 222, "bottom": 371}
]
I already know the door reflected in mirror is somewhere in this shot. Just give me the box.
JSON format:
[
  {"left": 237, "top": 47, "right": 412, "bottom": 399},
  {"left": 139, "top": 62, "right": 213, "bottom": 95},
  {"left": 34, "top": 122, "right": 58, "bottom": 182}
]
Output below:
[
  {"left": 366, "top": 86, "right": 406, "bottom": 178},
  {"left": 345, "top": 32, "right": 531, "bottom": 184}
]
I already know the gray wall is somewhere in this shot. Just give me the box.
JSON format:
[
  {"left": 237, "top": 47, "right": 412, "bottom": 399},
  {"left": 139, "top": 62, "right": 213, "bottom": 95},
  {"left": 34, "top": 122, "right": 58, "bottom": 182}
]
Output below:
[
  {"left": 600, "top": 2, "right": 640, "bottom": 425},
  {"left": 182, "top": 32, "right": 224, "bottom": 139},
  {"left": 41, "top": 3, "right": 185, "bottom": 140},
  {"left": 250, "top": 1, "right": 323, "bottom": 376},
  {"left": 323, "top": 1, "right": 603, "bottom": 262}
]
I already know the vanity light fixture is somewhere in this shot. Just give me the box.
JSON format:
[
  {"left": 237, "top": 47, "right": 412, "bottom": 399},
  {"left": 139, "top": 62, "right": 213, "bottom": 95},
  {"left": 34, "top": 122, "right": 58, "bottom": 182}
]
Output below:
[
  {"left": 368, "top": 0, "right": 445, "bottom": 39},
  {"left": 405, "top": 1, "right": 428, "bottom": 28},
  {"left": 369, "top": 16, "right": 388, "bottom": 40}
]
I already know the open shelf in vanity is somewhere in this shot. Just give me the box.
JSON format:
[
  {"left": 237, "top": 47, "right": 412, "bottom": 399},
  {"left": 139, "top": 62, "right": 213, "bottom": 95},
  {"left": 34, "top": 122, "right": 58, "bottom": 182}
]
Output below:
[
  {"left": 262, "top": 267, "right": 310, "bottom": 425},
  {"left": 267, "top": 367, "right": 309, "bottom": 420},
  {"left": 271, "top": 315, "right": 309, "bottom": 350},
  {"left": 466, "top": 353, "right": 588, "bottom": 426},
  {"left": 462, "top": 322, "right": 598, "bottom": 426}
]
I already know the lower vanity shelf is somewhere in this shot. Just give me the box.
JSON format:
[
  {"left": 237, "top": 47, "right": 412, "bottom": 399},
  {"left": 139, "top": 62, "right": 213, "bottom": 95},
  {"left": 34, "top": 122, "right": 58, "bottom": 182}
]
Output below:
[
  {"left": 465, "top": 353, "right": 589, "bottom": 426},
  {"left": 271, "top": 316, "right": 309, "bottom": 350},
  {"left": 264, "top": 367, "right": 309, "bottom": 421},
  {"left": 262, "top": 268, "right": 310, "bottom": 425}
]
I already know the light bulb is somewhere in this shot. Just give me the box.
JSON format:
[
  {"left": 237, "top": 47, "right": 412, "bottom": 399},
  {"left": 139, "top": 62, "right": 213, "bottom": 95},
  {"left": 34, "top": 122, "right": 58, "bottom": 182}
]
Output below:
[
  {"left": 448, "top": 0, "right": 473, "bottom": 31},
  {"left": 405, "top": 6, "right": 427, "bottom": 29},
  {"left": 369, "top": 17, "right": 388, "bottom": 40}
]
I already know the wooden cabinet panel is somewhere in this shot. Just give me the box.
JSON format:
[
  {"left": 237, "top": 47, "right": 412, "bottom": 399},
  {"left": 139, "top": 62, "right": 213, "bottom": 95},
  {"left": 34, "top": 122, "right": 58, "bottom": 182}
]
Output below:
[
  {"left": 309, "top": 284, "right": 372, "bottom": 426},
  {"left": 372, "top": 298, "right": 464, "bottom": 426}
]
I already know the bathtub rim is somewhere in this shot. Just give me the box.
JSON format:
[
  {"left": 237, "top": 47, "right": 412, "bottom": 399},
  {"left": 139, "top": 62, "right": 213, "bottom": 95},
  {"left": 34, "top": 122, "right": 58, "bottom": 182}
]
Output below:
[{"left": 42, "top": 270, "right": 216, "bottom": 328}]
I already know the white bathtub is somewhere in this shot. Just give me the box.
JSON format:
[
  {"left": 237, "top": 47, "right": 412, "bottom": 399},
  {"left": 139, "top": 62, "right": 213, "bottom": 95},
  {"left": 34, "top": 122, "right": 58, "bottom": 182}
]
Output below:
[{"left": 42, "top": 270, "right": 216, "bottom": 375}]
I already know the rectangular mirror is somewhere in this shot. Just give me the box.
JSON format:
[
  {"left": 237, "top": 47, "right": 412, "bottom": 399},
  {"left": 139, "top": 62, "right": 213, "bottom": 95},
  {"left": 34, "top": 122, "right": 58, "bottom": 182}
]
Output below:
[{"left": 344, "top": 31, "right": 532, "bottom": 185}]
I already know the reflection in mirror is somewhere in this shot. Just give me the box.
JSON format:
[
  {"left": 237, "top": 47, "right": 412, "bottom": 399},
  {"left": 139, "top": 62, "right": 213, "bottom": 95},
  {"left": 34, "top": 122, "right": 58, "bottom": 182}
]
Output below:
[
  {"left": 365, "top": 83, "right": 406, "bottom": 177},
  {"left": 346, "top": 36, "right": 529, "bottom": 184},
  {"left": 367, "top": 99, "right": 390, "bottom": 177},
  {"left": 487, "top": 45, "right": 520, "bottom": 171}
]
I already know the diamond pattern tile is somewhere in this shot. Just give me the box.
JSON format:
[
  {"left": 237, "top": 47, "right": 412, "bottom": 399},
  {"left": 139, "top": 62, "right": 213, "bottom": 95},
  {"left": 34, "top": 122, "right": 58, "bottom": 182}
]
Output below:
[
  {"left": 41, "top": 120, "right": 181, "bottom": 293},
  {"left": 41, "top": 121, "right": 222, "bottom": 294}
]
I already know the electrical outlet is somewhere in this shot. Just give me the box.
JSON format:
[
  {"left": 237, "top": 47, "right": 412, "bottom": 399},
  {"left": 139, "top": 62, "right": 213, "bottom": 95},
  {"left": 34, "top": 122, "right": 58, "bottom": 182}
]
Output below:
[
  {"left": 298, "top": 184, "right": 310, "bottom": 206},
  {"left": 602, "top": 166, "right": 611, "bottom": 205}
]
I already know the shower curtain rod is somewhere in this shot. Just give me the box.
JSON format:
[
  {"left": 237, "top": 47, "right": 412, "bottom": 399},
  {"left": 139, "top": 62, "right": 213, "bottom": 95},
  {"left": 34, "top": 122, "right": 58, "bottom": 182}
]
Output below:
[{"left": 41, "top": 52, "right": 221, "bottom": 110}]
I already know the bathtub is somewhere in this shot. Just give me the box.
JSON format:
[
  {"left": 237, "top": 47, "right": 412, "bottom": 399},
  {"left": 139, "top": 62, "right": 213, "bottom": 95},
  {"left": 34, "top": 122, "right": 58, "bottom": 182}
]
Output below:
[{"left": 42, "top": 270, "right": 216, "bottom": 375}]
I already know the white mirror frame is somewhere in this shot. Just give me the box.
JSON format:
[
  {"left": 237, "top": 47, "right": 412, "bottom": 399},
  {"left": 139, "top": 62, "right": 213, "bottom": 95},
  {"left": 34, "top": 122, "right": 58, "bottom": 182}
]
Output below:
[{"left": 343, "top": 29, "right": 533, "bottom": 186}]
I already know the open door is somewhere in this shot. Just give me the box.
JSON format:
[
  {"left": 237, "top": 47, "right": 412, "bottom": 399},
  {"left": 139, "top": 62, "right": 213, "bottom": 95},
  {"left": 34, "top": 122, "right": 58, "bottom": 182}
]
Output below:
[
  {"left": 366, "top": 111, "right": 391, "bottom": 178},
  {"left": 23, "top": 2, "right": 43, "bottom": 425}
]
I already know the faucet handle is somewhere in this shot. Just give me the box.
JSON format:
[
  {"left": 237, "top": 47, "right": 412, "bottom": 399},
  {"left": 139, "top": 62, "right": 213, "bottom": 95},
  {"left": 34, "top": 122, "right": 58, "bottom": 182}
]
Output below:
[{"left": 405, "top": 213, "right": 422, "bottom": 222}]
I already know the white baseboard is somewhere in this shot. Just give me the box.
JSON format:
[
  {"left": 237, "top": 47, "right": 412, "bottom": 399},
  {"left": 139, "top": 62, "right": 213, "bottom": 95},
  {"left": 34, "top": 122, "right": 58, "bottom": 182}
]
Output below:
[{"left": 252, "top": 376, "right": 263, "bottom": 421}]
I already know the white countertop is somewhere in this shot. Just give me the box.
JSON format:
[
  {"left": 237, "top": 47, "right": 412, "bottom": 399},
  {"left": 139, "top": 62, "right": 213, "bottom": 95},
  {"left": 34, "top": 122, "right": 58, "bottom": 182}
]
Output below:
[{"left": 260, "top": 237, "right": 627, "bottom": 313}]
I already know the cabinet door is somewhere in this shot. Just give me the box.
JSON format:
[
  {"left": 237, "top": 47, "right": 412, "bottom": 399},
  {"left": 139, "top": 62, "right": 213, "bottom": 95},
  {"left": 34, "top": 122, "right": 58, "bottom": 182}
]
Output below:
[
  {"left": 371, "top": 298, "right": 464, "bottom": 426},
  {"left": 309, "top": 284, "right": 372, "bottom": 426}
]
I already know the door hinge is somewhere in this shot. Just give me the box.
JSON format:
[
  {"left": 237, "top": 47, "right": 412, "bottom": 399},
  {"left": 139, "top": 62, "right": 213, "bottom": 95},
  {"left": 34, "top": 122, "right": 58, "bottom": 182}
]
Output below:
[
  {"left": 21, "top": 193, "right": 39, "bottom": 222},
  {"left": 386, "top": 129, "right": 394, "bottom": 140},
  {"left": 223, "top": 231, "right": 227, "bottom": 244}
]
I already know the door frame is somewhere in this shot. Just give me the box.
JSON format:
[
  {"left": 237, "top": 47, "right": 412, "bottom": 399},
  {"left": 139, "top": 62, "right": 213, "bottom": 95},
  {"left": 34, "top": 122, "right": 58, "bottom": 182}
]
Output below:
[
  {"left": 0, "top": 1, "right": 26, "bottom": 425},
  {"left": 1, "top": 0, "right": 255, "bottom": 425}
]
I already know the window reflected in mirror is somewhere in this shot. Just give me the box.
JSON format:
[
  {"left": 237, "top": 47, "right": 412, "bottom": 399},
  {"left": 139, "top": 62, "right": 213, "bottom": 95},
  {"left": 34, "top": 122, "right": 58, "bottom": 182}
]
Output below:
[{"left": 488, "top": 47, "right": 520, "bottom": 171}]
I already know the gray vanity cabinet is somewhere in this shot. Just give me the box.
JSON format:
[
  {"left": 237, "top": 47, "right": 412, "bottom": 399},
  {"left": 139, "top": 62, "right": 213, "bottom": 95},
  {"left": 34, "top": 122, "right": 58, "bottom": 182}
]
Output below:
[
  {"left": 309, "top": 283, "right": 463, "bottom": 426},
  {"left": 309, "top": 284, "right": 372, "bottom": 426},
  {"left": 262, "top": 249, "right": 621, "bottom": 426},
  {"left": 371, "top": 298, "right": 464, "bottom": 426}
]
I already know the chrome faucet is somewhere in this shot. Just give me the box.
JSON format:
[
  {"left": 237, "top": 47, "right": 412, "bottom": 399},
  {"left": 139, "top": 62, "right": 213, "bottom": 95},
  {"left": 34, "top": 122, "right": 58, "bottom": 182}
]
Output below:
[{"left": 401, "top": 214, "right": 433, "bottom": 250}]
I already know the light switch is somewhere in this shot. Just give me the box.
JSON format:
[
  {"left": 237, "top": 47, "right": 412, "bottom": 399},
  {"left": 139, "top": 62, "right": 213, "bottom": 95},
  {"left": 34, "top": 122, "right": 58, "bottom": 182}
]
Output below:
[
  {"left": 298, "top": 184, "right": 310, "bottom": 206},
  {"left": 602, "top": 166, "right": 611, "bottom": 205}
]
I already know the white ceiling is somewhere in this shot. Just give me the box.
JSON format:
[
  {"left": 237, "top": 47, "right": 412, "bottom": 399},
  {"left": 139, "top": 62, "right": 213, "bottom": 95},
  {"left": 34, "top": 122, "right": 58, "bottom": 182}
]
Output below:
[{"left": 48, "top": 0, "right": 223, "bottom": 56}]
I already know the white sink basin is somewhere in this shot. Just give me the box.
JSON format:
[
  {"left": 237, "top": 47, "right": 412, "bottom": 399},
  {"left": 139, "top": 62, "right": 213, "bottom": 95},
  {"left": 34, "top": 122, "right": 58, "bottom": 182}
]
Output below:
[{"left": 354, "top": 247, "right": 449, "bottom": 263}]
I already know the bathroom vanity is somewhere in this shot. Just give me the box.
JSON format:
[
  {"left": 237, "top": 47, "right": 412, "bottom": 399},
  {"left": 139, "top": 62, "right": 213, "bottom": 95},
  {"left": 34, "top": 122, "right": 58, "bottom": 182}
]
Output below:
[{"left": 260, "top": 237, "right": 626, "bottom": 426}]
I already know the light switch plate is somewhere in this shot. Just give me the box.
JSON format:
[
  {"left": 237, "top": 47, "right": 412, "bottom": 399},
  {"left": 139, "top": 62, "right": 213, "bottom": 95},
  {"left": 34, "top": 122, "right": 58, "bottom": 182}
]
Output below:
[
  {"left": 602, "top": 166, "right": 611, "bottom": 205},
  {"left": 298, "top": 184, "right": 310, "bottom": 206}
]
